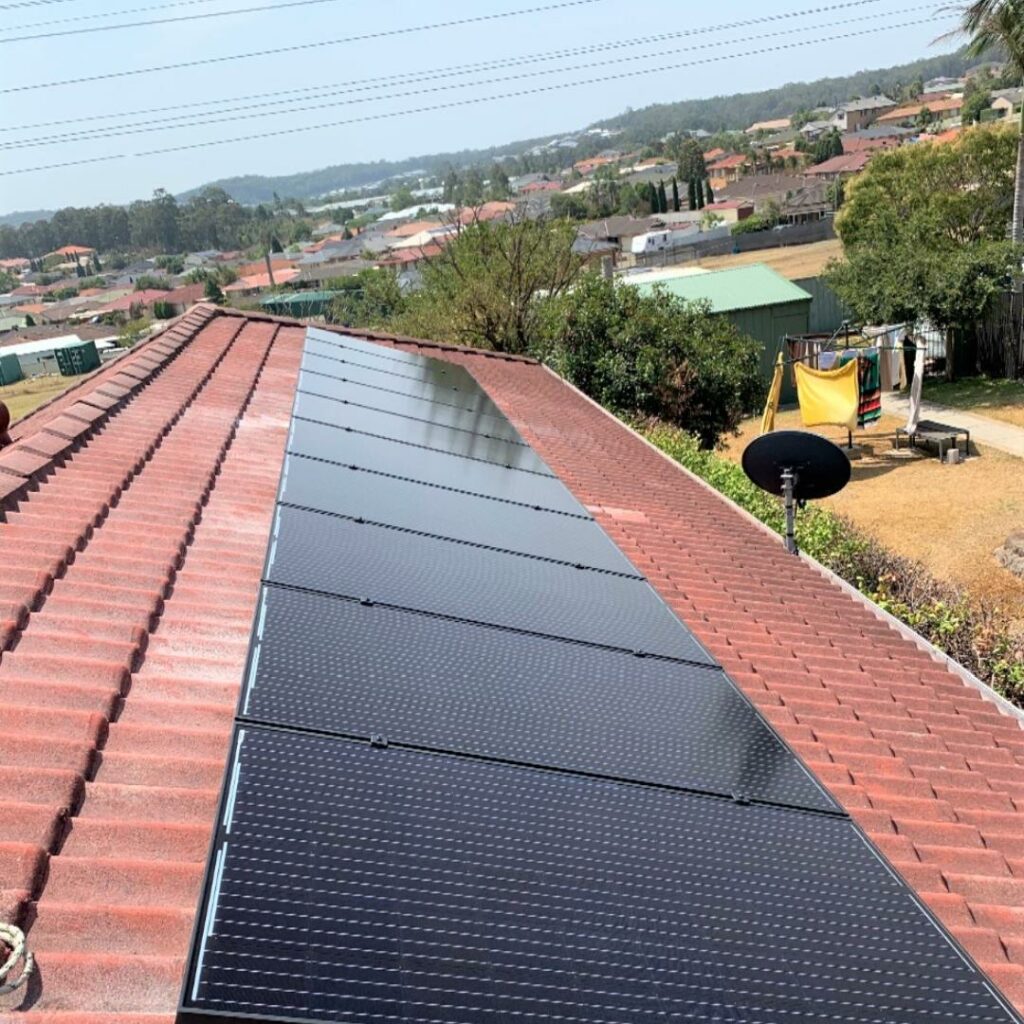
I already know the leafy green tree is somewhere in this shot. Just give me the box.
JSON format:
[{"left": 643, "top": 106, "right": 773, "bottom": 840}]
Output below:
[
  {"left": 671, "top": 177, "right": 680, "bottom": 211},
  {"left": 916, "top": 106, "right": 936, "bottom": 129},
  {"left": 950, "top": 0, "right": 1024, "bottom": 241},
  {"left": 550, "top": 193, "right": 591, "bottom": 220},
  {"left": 393, "top": 217, "right": 582, "bottom": 354},
  {"left": 0, "top": 269, "right": 17, "bottom": 292},
  {"left": 675, "top": 138, "right": 707, "bottom": 182},
  {"left": 539, "top": 274, "right": 763, "bottom": 447},
  {"left": 328, "top": 268, "right": 407, "bottom": 327},
  {"left": 488, "top": 163, "right": 511, "bottom": 200},
  {"left": 390, "top": 185, "right": 416, "bottom": 212},
  {"left": 204, "top": 278, "right": 225, "bottom": 304},
  {"left": 441, "top": 167, "right": 460, "bottom": 203},
  {"left": 962, "top": 78, "right": 993, "bottom": 123},
  {"left": 827, "top": 127, "right": 1020, "bottom": 371}
]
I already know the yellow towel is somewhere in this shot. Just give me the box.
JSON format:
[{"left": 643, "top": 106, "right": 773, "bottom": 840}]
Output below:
[
  {"left": 760, "top": 352, "right": 784, "bottom": 434},
  {"left": 794, "top": 360, "right": 858, "bottom": 430}
]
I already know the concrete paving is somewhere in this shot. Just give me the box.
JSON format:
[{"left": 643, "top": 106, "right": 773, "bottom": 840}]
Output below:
[{"left": 881, "top": 391, "right": 1024, "bottom": 459}]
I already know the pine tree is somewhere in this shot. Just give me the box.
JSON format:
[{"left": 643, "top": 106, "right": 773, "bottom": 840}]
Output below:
[
  {"left": 696, "top": 179, "right": 706, "bottom": 210},
  {"left": 657, "top": 180, "right": 668, "bottom": 213},
  {"left": 671, "top": 177, "right": 680, "bottom": 212},
  {"left": 687, "top": 177, "right": 698, "bottom": 210},
  {"left": 704, "top": 178, "right": 715, "bottom": 204},
  {"left": 647, "top": 183, "right": 659, "bottom": 213}
]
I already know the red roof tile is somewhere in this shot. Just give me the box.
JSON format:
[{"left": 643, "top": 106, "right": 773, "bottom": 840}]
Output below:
[{"left": 0, "top": 305, "right": 1023, "bottom": 1019}]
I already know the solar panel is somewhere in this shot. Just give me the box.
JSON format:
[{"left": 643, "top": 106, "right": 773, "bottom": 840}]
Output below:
[
  {"left": 299, "top": 364, "right": 500, "bottom": 416},
  {"left": 307, "top": 327, "right": 445, "bottom": 367},
  {"left": 296, "top": 375, "right": 523, "bottom": 443},
  {"left": 265, "top": 505, "right": 713, "bottom": 663},
  {"left": 292, "top": 395, "right": 552, "bottom": 474},
  {"left": 300, "top": 348, "right": 501, "bottom": 414},
  {"left": 240, "top": 585, "right": 837, "bottom": 812},
  {"left": 279, "top": 454, "right": 638, "bottom": 574},
  {"left": 304, "top": 337, "right": 479, "bottom": 390},
  {"left": 287, "top": 422, "right": 585, "bottom": 514},
  {"left": 181, "top": 727, "right": 1017, "bottom": 1024}
]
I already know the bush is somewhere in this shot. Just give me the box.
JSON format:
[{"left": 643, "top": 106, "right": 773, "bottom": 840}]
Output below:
[
  {"left": 642, "top": 420, "right": 1024, "bottom": 703},
  {"left": 542, "top": 275, "right": 764, "bottom": 447}
]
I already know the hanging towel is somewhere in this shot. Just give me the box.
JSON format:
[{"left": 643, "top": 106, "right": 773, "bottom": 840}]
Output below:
[
  {"left": 760, "top": 352, "right": 784, "bottom": 434},
  {"left": 817, "top": 350, "right": 838, "bottom": 371},
  {"left": 857, "top": 349, "right": 882, "bottom": 428},
  {"left": 794, "top": 360, "right": 858, "bottom": 430},
  {"left": 876, "top": 336, "right": 897, "bottom": 392},
  {"left": 906, "top": 343, "right": 926, "bottom": 434}
]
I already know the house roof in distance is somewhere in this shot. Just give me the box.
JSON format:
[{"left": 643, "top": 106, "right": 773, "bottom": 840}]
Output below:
[
  {"left": 806, "top": 150, "right": 872, "bottom": 176},
  {"left": 840, "top": 94, "right": 896, "bottom": 112},
  {"left": 0, "top": 305, "right": 1023, "bottom": 1019},
  {"left": 631, "top": 262, "right": 813, "bottom": 311}
]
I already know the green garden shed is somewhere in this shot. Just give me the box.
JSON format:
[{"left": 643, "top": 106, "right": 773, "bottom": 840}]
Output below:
[
  {"left": 0, "top": 352, "right": 22, "bottom": 386},
  {"left": 632, "top": 264, "right": 812, "bottom": 401}
]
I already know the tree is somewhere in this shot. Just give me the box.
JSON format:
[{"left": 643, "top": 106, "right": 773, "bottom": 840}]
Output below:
[
  {"left": 827, "top": 127, "right": 1020, "bottom": 371},
  {"left": 539, "top": 274, "right": 763, "bottom": 447},
  {"left": 916, "top": 105, "right": 936, "bottom": 129},
  {"left": 0, "top": 269, "right": 17, "bottom": 293},
  {"left": 671, "top": 177, "right": 680, "bottom": 212},
  {"left": 393, "top": 216, "right": 583, "bottom": 354},
  {"left": 203, "top": 278, "right": 225, "bottom": 304},
  {"left": 704, "top": 178, "right": 715, "bottom": 204},
  {"left": 657, "top": 180, "right": 668, "bottom": 214},
  {"left": 488, "top": 163, "right": 511, "bottom": 200},
  {"left": 694, "top": 177, "right": 706, "bottom": 210},
  {"left": 962, "top": 77, "right": 993, "bottom": 123},
  {"left": 687, "top": 178, "right": 697, "bottom": 210},
  {"left": 676, "top": 138, "right": 707, "bottom": 183},
  {"left": 949, "top": 0, "right": 1024, "bottom": 241},
  {"left": 328, "top": 268, "right": 407, "bottom": 327},
  {"left": 390, "top": 185, "right": 416, "bottom": 212}
]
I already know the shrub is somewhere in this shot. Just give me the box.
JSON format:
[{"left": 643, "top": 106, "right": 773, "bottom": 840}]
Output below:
[
  {"left": 642, "top": 420, "right": 1024, "bottom": 703},
  {"left": 542, "top": 275, "right": 764, "bottom": 447}
]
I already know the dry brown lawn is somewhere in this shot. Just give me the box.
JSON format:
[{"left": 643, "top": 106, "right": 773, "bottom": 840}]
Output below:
[
  {"left": 0, "top": 375, "right": 77, "bottom": 423},
  {"left": 697, "top": 238, "right": 844, "bottom": 280},
  {"left": 723, "top": 408, "right": 1024, "bottom": 623}
]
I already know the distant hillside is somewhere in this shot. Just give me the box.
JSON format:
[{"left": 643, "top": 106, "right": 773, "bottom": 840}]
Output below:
[
  {"left": 178, "top": 48, "right": 983, "bottom": 206},
  {"left": 0, "top": 208, "right": 56, "bottom": 228},
  {"left": 594, "top": 50, "right": 986, "bottom": 142}
]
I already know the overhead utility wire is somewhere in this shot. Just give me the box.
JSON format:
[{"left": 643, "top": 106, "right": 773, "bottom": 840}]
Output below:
[
  {"left": 0, "top": 0, "right": 77, "bottom": 10},
  {"left": 0, "top": 0, "right": 353, "bottom": 39},
  {"left": 0, "top": 0, "right": 889, "bottom": 131},
  {"left": 0, "top": 18, "right": 950, "bottom": 177},
  {"left": 1, "top": 9, "right": 937, "bottom": 151},
  {"left": 2, "top": 0, "right": 281, "bottom": 31},
  {"left": 1, "top": 0, "right": 884, "bottom": 91},
  {"left": 0, "top": 0, "right": 605, "bottom": 66}
]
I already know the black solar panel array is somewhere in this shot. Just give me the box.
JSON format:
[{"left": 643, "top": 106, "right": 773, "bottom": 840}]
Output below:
[{"left": 178, "top": 328, "right": 1020, "bottom": 1024}]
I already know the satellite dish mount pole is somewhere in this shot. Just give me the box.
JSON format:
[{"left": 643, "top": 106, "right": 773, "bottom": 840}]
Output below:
[{"left": 781, "top": 467, "right": 798, "bottom": 555}]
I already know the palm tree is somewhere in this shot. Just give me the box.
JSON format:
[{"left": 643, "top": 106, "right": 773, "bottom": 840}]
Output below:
[{"left": 949, "top": 1, "right": 1024, "bottom": 241}]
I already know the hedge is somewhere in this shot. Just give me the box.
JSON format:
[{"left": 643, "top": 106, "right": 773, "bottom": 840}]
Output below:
[{"left": 640, "top": 420, "right": 1024, "bottom": 705}]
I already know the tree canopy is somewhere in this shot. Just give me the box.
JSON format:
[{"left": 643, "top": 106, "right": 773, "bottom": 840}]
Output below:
[{"left": 827, "top": 126, "right": 1019, "bottom": 331}]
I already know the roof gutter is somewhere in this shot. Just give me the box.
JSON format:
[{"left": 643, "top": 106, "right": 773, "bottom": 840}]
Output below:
[{"left": 541, "top": 364, "right": 1024, "bottom": 728}]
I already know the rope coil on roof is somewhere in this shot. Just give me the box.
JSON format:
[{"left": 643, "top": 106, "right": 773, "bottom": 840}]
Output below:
[{"left": 0, "top": 921, "right": 35, "bottom": 995}]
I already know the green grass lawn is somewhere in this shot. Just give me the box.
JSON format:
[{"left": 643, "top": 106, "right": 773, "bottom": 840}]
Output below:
[
  {"left": 924, "top": 376, "right": 1024, "bottom": 428},
  {"left": 0, "top": 375, "right": 77, "bottom": 423}
]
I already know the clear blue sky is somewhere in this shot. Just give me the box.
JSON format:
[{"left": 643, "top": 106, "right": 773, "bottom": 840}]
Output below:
[{"left": 0, "top": 0, "right": 958, "bottom": 212}]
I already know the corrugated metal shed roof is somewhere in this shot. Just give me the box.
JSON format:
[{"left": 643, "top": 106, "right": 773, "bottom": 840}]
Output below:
[{"left": 631, "top": 263, "right": 813, "bottom": 312}]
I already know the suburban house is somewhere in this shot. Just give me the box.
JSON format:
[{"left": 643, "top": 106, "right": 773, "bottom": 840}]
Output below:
[
  {"left": 876, "top": 95, "right": 964, "bottom": 126},
  {"left": 745, "top": 116, "right": 792, "bottom": 134},
  {"left": 805, "top": 149, "right": 872, "bottom": 179},
  {"left": 829, "top": 95, "right": 897, "bottom": 132},
  {"left": 706, "top": 153, "right": 751, "bottom": 185},
  {"left": 4, "top": 303, "right": 1023, "bottom": 1021},
  {"left": 991, "top": 87, "right": 1024, "bottom": 118}
]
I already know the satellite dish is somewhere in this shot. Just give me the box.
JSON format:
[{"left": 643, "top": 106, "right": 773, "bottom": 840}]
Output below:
[{"left": 742, "top": 431, "right": 850, "bottom": 554}]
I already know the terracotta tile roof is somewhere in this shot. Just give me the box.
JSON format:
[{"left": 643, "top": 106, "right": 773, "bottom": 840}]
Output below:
[
  {"left": 0, "top": 305, "right": 1022, "bottom": 1019},
  {"left": 706, "top": 153, "right": 749, "bottom": 171},
  {"left": 806, "top": 150, "right": 873, "bottom": 175}
]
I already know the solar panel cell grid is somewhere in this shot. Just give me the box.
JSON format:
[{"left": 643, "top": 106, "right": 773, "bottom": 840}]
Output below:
[
  {"left": 240, "top": 585, "right": 837, "bottom": 812},
  {"left": 265, "top": 505, "right": 714, "bottom": 664},
  {"left": 286, "top": 421, "right": 580, "bottom": 512},
  {"left": 278, "top": 453, "right": 638, "bottom": 574},
  {"left": 182, "top": 728, "right": 1017, "bottom": 1024}
]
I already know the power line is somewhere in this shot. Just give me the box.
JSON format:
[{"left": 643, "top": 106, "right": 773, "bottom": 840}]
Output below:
[
  {"left": 0, "top": 0, "right": 78, "bottom": 10},
  {"left": 0, "top": 18, "right": 950, "bottom": 177},
  {"left": 0, "top": 0, "right": 351, "bottom": 40},
  {"left": 0, "top": 8, "right": 937, "bottom": 151},
  {"left": 0, "top": 0, "right": 608, "bottom": 89},
  {"left": 0, "top": 0, "right": 891, "bottom": 131},
  {"left": 1, "top": 0, "right": 271, "bottom": 31}
]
